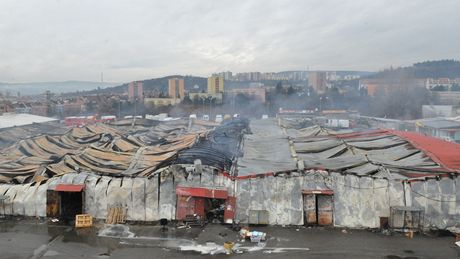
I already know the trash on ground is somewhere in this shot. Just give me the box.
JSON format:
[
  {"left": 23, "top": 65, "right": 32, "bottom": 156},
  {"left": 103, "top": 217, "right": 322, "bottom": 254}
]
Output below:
[
  {"left": 239, "top": 228, "right": 267, "bottom": 243},
  {"left": 180, "top": 242, "right": 240, "bottom": 255},
  {"left": 223, "top": 241, "right": 234, "bottom": 253}
]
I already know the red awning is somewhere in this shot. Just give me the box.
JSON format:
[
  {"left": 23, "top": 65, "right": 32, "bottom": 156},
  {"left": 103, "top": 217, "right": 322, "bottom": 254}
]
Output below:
[
  {"left": 302, "top": 189, "right": 334, "bottom": 195},
  {"left": 54, "top": 184, "right": 85, "bottom": 192},
  {"left": 176, "top": 186, "right": 228, "bottom": 199}
]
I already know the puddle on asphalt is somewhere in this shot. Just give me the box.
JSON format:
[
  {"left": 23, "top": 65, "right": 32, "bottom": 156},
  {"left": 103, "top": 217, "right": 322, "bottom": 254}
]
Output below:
[{"left": 98, "top": 225, "right": 135, "bottom": 238}]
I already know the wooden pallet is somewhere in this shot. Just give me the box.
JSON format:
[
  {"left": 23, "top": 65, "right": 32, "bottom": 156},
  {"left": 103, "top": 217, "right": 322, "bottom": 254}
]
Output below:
[
  {"left": 106, "top": 206, "right": 127, "bottom": 224},
  {"left": 75, "top": 214, "right": 93, "bottom": 228}
]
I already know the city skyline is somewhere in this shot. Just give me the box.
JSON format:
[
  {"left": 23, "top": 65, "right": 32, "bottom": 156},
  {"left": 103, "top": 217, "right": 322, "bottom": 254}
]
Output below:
[{"left": 0, "top": 0, "right": 459, "bottom": 83}]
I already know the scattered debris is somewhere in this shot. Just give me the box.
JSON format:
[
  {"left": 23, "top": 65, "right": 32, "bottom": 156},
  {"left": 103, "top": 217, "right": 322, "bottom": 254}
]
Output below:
[
  {"left": 240, "top": 228, "right": 267, "bottom": 243},
  {"left": 405, "top": 230, "right": 414, "bottom": 239},
  {"left": 179, "top": 242, "right": 227, "bottom": 255},
  {"left": 184, "top": 214, "right": 205, "bottom": 227},
  {"left": 342, "top": 229, "right": 348, "bottom": 234},
  {"left": 223, "top": 241, "right": 234, "bottom": 253},
  {"left": 263, "top": 247, "right": 311, "bottom": 254},
  {"left": 381, "top": 229, "right": 391, "bottom": 236}
]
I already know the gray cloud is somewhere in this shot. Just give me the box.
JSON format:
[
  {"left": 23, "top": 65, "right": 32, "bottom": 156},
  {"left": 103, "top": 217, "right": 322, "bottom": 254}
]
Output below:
[{"left": 0, "top": 0, "right": 459, "bottom": 83}]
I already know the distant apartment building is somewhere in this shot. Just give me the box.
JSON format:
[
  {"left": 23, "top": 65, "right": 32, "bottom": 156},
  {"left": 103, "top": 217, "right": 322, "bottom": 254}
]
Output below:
[
  {"left": 128, "top": 81, "right": 144, "bottom": 101},
  {"left": 168, "top": 78, "right": 185, "bottom": 100},
  {"left": 30, "top": 103, "right": 49, "bottom": 117},
  {"left": 230, "top": 71, "right": 305, "bottom": 81},
  {"left": 432, "top": 91, "right": 460, "bottom": 105},
  {"left": 144, "top": 97, "right": 179, "bottom": 107},
  {"left": 425, "top": 78, "right": 460, "bottom": 90},
  {"left": 234, "top": 72, "right": 266, "bottom": 81},
  {"left": 308, "top": 71, "right": 327, "bottom": 93},
  {"left": 276, "top": 71, "right": 308, "bottom": 81},
  {"left": 249, "top": 72, "right": 261, "bottom": 81},
  {"left": 64, "top": 102, "right": 84, "bottom": 116},
  {"left": 207, "top": 76, "right": 224, "bottom": 94},
  {"left": 229, "top": 88, "right": 266, "bottom": 103},
  {"left": 359, "top": 78, "right": 425, "bottom": 96},
  {"left": 326, "top": 71, "right": 339, "bottom": 81},
  {"left": 214, "top": 71, "right": 233, "bottom": 81}
]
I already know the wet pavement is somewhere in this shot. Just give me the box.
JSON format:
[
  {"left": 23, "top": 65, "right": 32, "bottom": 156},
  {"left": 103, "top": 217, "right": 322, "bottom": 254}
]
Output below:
[{"left": 0, "top": 218, "right": 459, "bottom": 259}]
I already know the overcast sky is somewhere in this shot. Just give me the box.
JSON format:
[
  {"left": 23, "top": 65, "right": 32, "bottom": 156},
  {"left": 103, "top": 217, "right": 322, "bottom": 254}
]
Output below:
[{"left": 0, "top": 0, "right": 459, "bottom": 83}]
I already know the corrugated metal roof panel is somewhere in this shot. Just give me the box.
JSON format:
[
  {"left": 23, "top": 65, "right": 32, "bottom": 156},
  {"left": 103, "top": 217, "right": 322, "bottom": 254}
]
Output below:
[{"left": 391, "top": 130, "right": 460, "bottom": 172}]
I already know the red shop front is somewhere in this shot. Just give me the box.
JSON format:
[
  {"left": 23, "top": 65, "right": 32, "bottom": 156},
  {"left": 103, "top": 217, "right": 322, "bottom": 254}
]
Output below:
[{"left": 175, "top": 186, "right": 236, "bottom": 224}]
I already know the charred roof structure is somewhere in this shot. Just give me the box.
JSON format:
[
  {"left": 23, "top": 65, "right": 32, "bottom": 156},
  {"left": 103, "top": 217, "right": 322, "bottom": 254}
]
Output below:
[
  {"left": 234, "top": 119, "right": 460, "bottom": 229},
  {"left": 0, "top": 116, "right": 459, "bottom": 231},
  {"left": 0, "top": 120, "right": 66, "bottom": 150},
  {"left": 0, "top": 119, "right": 248, "bottom": 183}
]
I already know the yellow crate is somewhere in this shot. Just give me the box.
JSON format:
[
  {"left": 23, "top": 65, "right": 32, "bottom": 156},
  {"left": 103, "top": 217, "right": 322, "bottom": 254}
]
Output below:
[{"left": 75, "top": 214, "right": 93, "bottom": 228}]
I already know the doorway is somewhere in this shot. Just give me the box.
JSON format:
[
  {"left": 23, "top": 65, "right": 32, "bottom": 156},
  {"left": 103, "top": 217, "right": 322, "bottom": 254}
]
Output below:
[
  {"left": 303, "top": 190, "right": 333, "bottom": 226},
  {"left": 46, "top": 184, "right": 85, "bottom": 222},
  {"left": 60, "top": 191, "right": 83, "bottom": 220},
  {"left": 175, "top": 186, "right": 235, "bottom": 224},
  {"left": 205, "top": 198, "right": 226, "bottom": 223}
]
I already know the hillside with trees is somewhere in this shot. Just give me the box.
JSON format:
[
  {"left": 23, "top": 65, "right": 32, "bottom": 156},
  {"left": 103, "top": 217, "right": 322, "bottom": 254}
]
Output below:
[
  {"left": 66, "top": 75, "right": 207, "bottom": 96},
  {"left": 369, "top": 60, "right": 460, "bottom": 79}
]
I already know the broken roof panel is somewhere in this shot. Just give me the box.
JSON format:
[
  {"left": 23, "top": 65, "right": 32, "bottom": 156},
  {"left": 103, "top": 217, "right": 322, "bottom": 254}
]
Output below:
[
  {"left": 391, "top": 130, "right": 460, "bottom": 171},
  {"left": 289, "top": 125, "right": 459, "bottom": 177},
  {"left": 237, "top": 119, "right": 297, "bottom": 176}
]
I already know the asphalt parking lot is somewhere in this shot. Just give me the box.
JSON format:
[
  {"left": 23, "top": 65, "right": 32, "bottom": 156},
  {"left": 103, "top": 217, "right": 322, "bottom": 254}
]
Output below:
[{"left": 0, "top": 218, "right": 458, "bottom": 259}]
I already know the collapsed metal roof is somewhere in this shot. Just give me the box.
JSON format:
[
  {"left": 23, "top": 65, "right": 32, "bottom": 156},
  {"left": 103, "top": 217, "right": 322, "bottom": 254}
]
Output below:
[
  {"left": 236, "top": 119, "right": 460, "bottom": 179},
  {"left": 237, "top": 119, "right": 297, "bottom": 176},
  {"left": 0, "top": 119, "right": 246, "bottom": 184},
  {"left": 2, "top": 115, "right": 459, "bottom": 184},
  {"left": 0, "top": 121, "right": 67, "bottom": 149},
  {"left": 293, "top": 127, "right": 460, "bottom": 178}
]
